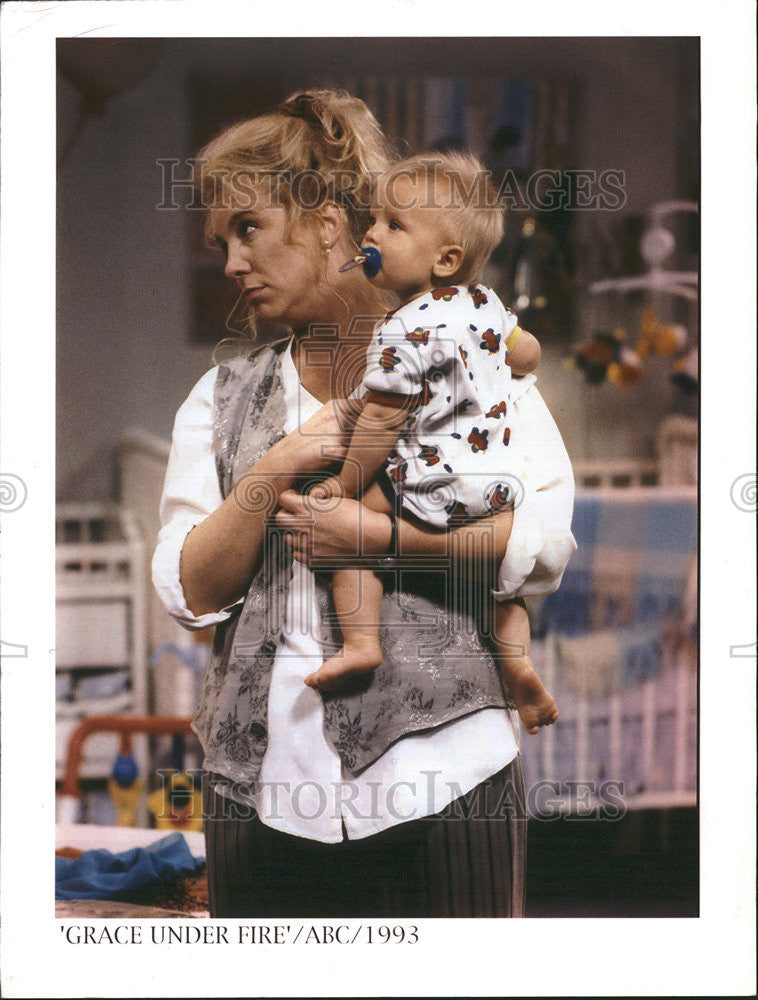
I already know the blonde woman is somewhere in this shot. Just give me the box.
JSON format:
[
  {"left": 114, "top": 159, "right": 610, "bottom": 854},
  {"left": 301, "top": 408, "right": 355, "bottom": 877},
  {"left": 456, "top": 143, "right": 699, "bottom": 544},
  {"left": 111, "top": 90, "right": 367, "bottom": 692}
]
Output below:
[{"left": 153, "top": 90, "right": 575, "bottom": 917}]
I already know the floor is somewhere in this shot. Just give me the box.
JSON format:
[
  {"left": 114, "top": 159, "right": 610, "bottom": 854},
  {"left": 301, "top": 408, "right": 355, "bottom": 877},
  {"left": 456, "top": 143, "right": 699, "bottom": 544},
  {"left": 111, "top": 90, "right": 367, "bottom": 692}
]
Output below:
[{"left": 525, "top": 807, "right": 699, "bottom": 918}]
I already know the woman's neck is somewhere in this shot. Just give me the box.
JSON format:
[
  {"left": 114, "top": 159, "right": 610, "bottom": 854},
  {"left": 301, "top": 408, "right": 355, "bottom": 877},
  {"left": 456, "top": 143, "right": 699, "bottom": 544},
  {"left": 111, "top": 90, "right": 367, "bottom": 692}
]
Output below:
[{"left": 291, "top": 282, "right": 382, "bottom": 402}]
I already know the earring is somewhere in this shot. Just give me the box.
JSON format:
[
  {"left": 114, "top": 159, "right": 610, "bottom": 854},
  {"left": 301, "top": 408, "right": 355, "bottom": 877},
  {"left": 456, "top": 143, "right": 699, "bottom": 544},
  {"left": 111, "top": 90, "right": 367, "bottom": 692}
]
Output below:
[{"left": 323, "top": 240, "right": 332, "bottom": 254}]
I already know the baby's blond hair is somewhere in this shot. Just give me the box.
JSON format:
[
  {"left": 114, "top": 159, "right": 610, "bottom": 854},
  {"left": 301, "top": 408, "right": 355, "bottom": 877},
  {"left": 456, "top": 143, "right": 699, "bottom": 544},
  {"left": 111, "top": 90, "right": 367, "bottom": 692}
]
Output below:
[{"left": 379, "top": 151, "right": 504, "bottom": 286}]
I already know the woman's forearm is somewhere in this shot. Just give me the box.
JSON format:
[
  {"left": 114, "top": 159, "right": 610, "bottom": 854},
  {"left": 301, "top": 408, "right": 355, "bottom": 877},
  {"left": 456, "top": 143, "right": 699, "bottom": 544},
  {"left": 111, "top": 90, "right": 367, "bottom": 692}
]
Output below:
[
  {"left": 181, "top": 402, "right": 349, "bottom": 615},
  {"left": 275, "top": 489, "right": 513, "bottom": 573},
  {"left": 179, "top": 463, "right": 294, "bottom": 616},
  {"left": 395, "top": 506, "right": 514, "bottom": 568}
]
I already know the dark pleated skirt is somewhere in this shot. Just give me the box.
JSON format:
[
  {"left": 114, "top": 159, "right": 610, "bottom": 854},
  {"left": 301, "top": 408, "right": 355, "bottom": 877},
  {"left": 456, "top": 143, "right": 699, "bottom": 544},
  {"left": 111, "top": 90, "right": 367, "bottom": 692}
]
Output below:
[{"left": 203, "top": 757, "right": 526, "bottom": 918}]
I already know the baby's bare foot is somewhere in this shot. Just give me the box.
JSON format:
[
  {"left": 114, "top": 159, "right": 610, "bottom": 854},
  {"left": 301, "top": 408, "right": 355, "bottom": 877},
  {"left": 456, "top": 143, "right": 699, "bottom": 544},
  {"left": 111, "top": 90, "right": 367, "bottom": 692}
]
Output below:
[
  {"left": 305, "top": 643, "right": 383, "bottom": 692},
  {"left": 501, "top": 657, "right": 559, "bottom": 735}
]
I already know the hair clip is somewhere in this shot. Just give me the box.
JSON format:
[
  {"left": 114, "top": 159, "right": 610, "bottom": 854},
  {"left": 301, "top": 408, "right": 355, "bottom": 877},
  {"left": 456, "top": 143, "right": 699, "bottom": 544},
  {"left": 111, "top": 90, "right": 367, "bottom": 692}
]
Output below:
[
  {"left": 279, "top": 93, "right": 323, "bottom": 125},
  {"left": 338, "top": 246, "right": 382, "bottom": 278}
]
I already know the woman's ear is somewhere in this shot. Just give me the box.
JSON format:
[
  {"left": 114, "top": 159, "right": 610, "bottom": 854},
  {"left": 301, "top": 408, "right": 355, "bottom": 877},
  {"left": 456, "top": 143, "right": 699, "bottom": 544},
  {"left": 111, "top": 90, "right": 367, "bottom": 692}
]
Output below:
[
  {"left": 317, "top": 200, "right": 346, "bottom": 248},
  {"left": 432, "top": 244, "right": 464, "bottom": 280}
]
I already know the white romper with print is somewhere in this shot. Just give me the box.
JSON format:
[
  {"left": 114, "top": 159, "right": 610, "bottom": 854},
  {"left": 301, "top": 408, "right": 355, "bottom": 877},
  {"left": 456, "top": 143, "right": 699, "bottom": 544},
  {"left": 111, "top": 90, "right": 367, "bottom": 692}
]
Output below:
[{"left": 363, "top": 284, "right": 520, "bottom": 528}]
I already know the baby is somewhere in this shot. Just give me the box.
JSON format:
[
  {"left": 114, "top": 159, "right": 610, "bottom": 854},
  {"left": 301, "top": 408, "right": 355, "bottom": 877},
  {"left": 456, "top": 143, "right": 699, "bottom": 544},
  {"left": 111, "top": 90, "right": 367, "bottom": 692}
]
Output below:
[{"left": 306, "top": 151, "right": 558, "bottom": 734}]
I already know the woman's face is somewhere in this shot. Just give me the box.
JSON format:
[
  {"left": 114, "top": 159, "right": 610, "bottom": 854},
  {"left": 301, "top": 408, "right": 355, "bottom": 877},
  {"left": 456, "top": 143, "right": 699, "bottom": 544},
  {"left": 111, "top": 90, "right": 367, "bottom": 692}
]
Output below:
[{"left": 209, "top": 195, "right": 328, "bottom": 328}]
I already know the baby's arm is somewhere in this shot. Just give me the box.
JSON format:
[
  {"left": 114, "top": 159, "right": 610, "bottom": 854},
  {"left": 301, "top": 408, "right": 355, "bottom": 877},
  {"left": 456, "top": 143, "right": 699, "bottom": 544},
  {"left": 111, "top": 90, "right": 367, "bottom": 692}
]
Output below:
[
  {"left": 319, "top": 391, "right": 413, "bottom": 500},
  {"left": 507, "top": 326, "right": 541, "bottom": 376}
]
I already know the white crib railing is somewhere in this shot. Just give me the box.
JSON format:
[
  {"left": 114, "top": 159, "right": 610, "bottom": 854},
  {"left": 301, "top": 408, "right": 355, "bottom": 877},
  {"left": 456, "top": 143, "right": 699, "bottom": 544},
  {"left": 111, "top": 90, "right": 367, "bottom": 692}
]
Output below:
[
  {"left": 523, "top": 629, "right": 697, "bottom": 816},
  {"left": 572, "top": 459, "right": 659, "bottom": 491}
]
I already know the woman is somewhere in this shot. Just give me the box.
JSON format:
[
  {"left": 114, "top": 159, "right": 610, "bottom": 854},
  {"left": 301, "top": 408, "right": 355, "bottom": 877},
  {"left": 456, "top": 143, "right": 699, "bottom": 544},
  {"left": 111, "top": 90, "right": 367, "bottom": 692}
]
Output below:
[{"left": 152, "top": 90, "right": 575, "bottom": 918}]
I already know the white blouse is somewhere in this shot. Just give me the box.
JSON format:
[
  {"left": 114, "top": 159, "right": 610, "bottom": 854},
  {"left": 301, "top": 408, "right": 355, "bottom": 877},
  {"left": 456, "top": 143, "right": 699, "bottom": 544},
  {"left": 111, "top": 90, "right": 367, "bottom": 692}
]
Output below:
[{"left": 153, "top": 342, "right": 575, "bottom": 842}]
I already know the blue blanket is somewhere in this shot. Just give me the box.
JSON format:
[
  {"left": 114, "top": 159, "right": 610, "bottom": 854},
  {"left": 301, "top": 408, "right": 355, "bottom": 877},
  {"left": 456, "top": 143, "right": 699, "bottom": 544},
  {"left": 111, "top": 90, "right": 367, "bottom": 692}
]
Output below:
[
  {"left": 538, "top": 490, "right": 697, "bottom": 636},
  {"left": 55, "top": 832, "right": 204, "bottom": 901}
]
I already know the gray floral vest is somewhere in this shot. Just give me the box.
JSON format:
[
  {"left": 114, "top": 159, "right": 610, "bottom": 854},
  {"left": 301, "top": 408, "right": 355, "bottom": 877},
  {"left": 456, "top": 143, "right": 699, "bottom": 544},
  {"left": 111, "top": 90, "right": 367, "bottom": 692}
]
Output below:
[{"left": 192, "top": 341, "right": 509, "bottom": 788}]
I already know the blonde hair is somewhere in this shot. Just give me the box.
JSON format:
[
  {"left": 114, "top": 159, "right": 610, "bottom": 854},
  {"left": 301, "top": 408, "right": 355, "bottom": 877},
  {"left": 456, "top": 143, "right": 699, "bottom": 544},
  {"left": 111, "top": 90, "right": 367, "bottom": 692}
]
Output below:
[
  {"left": 197, "top": 90, "right": 392, "bottom": 248},
  {"left": 380, "top": 151, "right": 504, "bottom": 285}
]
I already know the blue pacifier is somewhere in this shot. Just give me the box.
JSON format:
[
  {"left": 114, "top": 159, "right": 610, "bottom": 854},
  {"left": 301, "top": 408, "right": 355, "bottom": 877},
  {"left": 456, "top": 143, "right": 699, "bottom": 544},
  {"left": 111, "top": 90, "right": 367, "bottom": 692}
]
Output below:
[{"left": 338, "top": 245, "right": 382, "bottom": 278}]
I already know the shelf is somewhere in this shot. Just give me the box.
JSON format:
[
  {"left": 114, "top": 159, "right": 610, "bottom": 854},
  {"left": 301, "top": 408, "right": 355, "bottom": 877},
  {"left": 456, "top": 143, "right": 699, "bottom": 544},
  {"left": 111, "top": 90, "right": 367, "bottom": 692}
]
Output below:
[
  {"left": 57, "top": 582, "right": 135, "bottom": 600},
  {"left": 57, "top": 663, "right": 130, "bottom": 673},
  {"left": 56, "top": 691, "right": 134, "bottom": 718}
]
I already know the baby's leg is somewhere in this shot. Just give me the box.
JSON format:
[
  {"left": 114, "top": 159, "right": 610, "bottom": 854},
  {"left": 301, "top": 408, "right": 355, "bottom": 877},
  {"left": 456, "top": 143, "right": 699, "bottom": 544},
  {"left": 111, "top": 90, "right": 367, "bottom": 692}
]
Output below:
[
  {"left": 304, "top": 567, "right": 384, "bottom": 690},
  {"left": 304, "top": 482, "right": 394, "bottom": 692},
  {"left": 493, "top": 599, "right": 559, "bottom": 734}
]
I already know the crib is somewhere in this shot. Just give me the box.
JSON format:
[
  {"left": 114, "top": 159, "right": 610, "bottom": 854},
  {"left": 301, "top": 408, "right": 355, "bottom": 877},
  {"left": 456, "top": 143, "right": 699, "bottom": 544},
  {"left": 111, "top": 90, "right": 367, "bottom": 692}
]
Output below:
[{"left": 520, "top": 480, "right": 697, "bottom": 816}]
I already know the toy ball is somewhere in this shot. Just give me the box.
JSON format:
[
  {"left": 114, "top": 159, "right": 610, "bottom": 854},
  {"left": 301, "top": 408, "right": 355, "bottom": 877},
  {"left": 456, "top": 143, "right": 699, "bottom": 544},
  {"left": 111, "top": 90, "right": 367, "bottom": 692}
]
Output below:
[{"left": 112, "top": 753, "right": 139, "bottom": 788}]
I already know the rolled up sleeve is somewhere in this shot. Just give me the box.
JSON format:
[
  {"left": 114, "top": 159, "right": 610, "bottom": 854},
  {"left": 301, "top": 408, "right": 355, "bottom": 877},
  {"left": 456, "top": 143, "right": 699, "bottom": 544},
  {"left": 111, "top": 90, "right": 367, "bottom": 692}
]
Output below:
[
  {"left": 151, "top": 367, "right": 242, "bottom": 631},
  {"left": 492, "top": 382, "right": 577, "bottom": 600}
]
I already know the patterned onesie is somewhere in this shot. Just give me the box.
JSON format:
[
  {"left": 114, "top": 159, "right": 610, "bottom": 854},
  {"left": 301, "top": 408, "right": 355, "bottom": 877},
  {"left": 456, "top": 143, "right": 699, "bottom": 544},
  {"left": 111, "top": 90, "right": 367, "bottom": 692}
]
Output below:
[{"left": 363, "top": 284, "right": 521, "bottom": 528}]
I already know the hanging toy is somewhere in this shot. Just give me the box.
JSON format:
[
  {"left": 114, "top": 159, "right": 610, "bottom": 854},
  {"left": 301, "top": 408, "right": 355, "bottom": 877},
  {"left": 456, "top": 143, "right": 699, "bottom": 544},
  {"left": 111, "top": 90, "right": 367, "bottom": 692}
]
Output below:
[
  {"left": 339, "top": 245, "right": 382, "bottom": 278},
  {"left": 146, "top": 733, "right": 203, "bottom": 832},
  {"left": 607, "top": 343, "right": 644, "bottom": 388},
  {"left": 570, "top": 308, "right": 693, "bottom": 391},
  {"left": 567, "top": 328, "right": 631, "bottom": 385},
  {"left": 670, "top": 346, "right": 698, "bottom": 394},
  {"left": 107, "top": 746, "right": 142, "bottom": 827},
  {"left": 637, "top": 308, "right": 688, "bottom": 359},
  {"left": 638, "top": 308, "right": 695, "bottom": 393}
]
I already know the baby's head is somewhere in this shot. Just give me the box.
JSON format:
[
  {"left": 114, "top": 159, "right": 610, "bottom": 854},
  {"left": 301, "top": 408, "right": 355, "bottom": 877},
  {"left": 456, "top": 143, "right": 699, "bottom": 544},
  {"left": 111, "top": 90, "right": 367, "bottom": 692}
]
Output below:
[{"left": 365, "top": 151, "right": 504, "bottom": 301}]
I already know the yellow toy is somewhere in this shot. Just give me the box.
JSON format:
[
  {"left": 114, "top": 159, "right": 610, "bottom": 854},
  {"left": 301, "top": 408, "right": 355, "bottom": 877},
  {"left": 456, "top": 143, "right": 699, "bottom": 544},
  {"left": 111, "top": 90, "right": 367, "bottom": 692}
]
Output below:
[
  {"left": 147, "top": 774, "right": 203, "bottom": 832},
  {"left": 636, "top": 308, "right": 688, "bottom": 360},
  {"left": 108, "top": 752, "right": 142, "bottom": 827},
  {"left": 147, "top": 734, "right": 203, "bottom": 832}
]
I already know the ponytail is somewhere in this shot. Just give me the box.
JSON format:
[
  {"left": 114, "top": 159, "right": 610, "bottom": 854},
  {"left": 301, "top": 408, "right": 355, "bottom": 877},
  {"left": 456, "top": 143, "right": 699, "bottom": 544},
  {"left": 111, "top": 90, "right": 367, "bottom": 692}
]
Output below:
[{"left": 197, "top": 89, "right": 392, "bottom": 244}]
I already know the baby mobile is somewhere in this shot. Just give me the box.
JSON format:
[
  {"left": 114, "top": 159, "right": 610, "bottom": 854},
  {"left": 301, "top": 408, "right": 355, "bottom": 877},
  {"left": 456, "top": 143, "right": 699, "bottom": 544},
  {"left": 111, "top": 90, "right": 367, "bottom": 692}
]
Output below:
[{"left": 568, "top": 202, "right": 698, "bottom": 393}]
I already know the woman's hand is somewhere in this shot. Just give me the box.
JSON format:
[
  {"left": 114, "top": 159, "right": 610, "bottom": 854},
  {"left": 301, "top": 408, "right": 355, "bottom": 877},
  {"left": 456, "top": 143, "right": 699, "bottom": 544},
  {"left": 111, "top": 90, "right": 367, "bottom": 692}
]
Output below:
[
  {"left": 275, "top": 490, "right": 392, "bottom": 563},
  {"left": 180, "top": 400, "right": 351, "bottom": 616},
  {"left": 257, "top": 399, "right": 351, "bottom": 485},
  {"left": 275, "top": 488, "right": 514, "bottom": 570}
]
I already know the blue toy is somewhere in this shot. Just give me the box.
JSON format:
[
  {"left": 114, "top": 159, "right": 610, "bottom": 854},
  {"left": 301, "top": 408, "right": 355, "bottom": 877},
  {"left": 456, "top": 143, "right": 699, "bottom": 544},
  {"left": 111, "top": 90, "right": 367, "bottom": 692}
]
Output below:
[
  {"left": 338, "top": 245, "right": 382, "bottom": 278},
  {"left": 108, "top": 747, "right": 142, "bottom": 826},
  {"left": 112, "top": 752, "right": 139, "bottom": 788}
]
